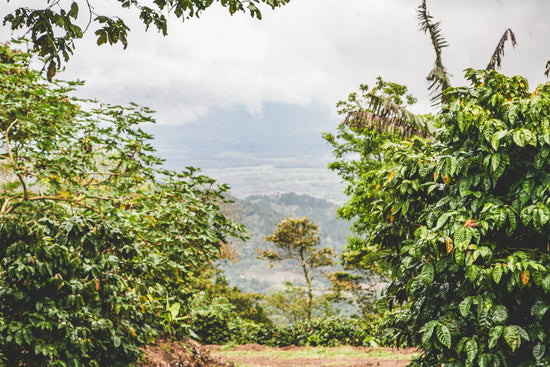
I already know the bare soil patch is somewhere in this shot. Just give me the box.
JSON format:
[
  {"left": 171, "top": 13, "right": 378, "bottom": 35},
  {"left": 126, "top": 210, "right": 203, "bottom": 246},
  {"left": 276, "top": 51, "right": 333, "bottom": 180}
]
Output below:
[{"left": 141, "top": 338, "right": 234, "bottom": 367}]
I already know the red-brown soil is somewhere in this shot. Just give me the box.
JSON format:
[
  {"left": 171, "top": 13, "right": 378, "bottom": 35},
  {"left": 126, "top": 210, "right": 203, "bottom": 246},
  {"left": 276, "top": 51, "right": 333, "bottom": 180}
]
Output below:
[
  {"left": 141, "top": 338, "right": 234, "bottom": 367},
  {"left": 141, "top": 339, "right": 414, "bottom": 367}
]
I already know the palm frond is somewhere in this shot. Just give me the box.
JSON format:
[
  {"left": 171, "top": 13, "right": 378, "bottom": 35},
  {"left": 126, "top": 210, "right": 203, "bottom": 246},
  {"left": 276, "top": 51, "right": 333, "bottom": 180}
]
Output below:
[
  {"left": 343, "top": 94, "right": 432, "bottom": 138},
  {"left": 486, "top": 28, "right": 517, "bottom": 71},
  {"left": 417, "top": 0, "right": 452, "bottom": 105}
]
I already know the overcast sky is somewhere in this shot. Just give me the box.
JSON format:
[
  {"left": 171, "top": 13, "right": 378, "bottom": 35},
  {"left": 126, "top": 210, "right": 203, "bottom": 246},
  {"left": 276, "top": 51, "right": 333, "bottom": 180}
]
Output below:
[
  {"left": 2, "top": 0, "right": 550, "bottom": 199},
  {"left": 3, "top": 0, "right": 546, "bottom": 125}
]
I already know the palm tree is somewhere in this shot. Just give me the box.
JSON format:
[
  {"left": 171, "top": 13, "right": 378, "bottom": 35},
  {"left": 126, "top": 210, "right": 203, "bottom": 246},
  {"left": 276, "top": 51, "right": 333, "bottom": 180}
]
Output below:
[{"left": 342, "top": 0, "right": 519, "bottom": 139}]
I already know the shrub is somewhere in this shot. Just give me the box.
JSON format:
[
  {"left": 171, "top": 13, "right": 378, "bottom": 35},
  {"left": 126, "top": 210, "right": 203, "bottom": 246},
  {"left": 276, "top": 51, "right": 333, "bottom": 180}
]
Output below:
[
  {"left": 230, "top": 317, "right": 373, "bottom": 347},
  {"left": 0, "top": 216, "right": 152, "bottom": 366},
  {"left": 328, "top": 69, "right": 550, "bottom": 365}
]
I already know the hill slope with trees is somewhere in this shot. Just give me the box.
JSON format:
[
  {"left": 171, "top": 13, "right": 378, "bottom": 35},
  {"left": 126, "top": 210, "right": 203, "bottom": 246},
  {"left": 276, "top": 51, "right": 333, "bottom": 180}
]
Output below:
[{"left": 219, "top": 193, "right": 350, "bottom": 294}]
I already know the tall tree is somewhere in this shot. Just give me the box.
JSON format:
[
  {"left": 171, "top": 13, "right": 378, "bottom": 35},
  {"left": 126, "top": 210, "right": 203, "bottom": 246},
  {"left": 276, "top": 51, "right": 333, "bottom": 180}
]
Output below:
[{"left": 258, "top": 216, "right": 334, "bottom": 322}]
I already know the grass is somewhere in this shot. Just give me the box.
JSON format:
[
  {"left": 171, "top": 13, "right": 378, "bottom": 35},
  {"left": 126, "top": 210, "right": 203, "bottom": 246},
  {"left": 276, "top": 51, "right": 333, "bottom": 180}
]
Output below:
[{"left": 211, "top": 345, "right": 412, "bottom": 361}]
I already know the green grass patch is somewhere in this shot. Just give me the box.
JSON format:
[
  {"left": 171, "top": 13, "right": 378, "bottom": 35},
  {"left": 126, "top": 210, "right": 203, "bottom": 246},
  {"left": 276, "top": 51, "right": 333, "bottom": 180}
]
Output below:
[{"left": 211, "top": 346, "right": 412, "bottom": 361}]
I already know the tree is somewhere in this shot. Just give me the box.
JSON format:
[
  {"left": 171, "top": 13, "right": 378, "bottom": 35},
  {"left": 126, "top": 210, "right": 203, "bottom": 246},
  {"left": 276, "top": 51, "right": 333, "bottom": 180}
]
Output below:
[
  {"left": 258, "top": 216, "right": 334, "bottom": 322},
  {"left": 333, "top": 68, "right": 550, "bottom": 366},
  {"left": 326, "top": 1, "right": 550, "bottom": 365},
  {"left": 326, "top": 270, "right": 378, "bottom": 320},
  {"left": 264, "top": 281, "right": 310, "bottom": 324},
  {"left": 2, "top": 0, "right": 290, "bottom": 79},
  {"left": 0, "top": 44, "right": 245, "bottom": 365}
]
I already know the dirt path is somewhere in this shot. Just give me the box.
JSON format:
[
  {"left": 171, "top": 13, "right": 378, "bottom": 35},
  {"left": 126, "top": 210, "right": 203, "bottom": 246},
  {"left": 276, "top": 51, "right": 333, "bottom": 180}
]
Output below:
[{"left": 205, "top": 344, "right": 414, "bottom": 367}]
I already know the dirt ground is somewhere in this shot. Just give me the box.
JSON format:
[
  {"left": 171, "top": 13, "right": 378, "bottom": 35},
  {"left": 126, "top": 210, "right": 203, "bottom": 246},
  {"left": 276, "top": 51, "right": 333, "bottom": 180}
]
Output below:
[
  {"left": 141, "top": 339, "right": 414, "bottom": 367},
  {"left": 141, "top": 338, "right": 234, "bottom": 367},
  {"left": 206, "top": 344, "right": 413, "bottom": 367}
]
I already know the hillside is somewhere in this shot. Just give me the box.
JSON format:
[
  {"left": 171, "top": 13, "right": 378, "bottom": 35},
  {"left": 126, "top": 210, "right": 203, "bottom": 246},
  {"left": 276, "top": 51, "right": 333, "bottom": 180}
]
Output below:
[{"left": 219, "top": 192, "right": 351, "bottom": 294}]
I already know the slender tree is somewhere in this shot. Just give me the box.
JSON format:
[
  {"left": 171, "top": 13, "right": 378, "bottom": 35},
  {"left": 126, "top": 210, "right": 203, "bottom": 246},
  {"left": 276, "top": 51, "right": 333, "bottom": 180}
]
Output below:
[{"left": 258, "top": 216, "right": 334, "bottom": 322}]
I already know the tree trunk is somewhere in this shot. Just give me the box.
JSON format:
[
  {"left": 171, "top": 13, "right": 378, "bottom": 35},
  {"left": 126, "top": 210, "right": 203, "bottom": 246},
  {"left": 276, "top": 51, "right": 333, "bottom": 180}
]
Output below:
[{"left": 301, "top": 262, "right": 313, "bottom": 322}]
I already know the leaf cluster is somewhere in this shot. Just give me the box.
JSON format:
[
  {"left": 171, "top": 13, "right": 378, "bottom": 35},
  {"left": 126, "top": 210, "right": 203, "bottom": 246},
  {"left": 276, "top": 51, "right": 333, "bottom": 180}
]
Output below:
[
  {"left": 328, "top": 68, "right": 550, "bottom": 365},
  {"left": 0, "top": 44, "right": 245, "bottom": 365}
]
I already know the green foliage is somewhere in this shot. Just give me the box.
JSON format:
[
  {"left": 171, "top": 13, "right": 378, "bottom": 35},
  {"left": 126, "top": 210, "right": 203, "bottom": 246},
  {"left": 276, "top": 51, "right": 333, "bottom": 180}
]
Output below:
[
  {"left": 188, "top": 291, "right": 235, "bottom": 344},
  {"left": 324, "top": 78, "right": 430, "bottom": 277},
  {"left": 328, "top": 68, "right": 550, "bottom": 365},
  {"left": 326, "top": 270, "right": 379, "bottom": 319},
  {"left": 0, "top": 216, "right": 148, "bottom": 366},
  {"left": 3, "top": 0, "right": 290, "bottom": 79},
  {"left": 231, "top": 317, "right": 372, "bottom": 347},
  {"left": 0, "top": 44, "right": 245, "bottom": 365},
  {"left": 262, "top": 281, "right": 315, "bottom": 324},
  {"left": 259, "top": 216, "right": 335, "bottom": 321},
  {"left": 183, "top": 266, "right": 272, "bottom": 344}
]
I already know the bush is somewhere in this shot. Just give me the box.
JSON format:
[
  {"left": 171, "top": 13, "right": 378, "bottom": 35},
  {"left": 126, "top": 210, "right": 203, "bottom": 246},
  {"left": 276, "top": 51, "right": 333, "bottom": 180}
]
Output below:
[
  {"left": 0, "top": 216, "right": 152, "bottom": 366},
  {"left": 328, "top": 69, "right": 550, "bottom": 365},
  {"left": 230, "top": 317, "right": 374, "bottom": 347}
]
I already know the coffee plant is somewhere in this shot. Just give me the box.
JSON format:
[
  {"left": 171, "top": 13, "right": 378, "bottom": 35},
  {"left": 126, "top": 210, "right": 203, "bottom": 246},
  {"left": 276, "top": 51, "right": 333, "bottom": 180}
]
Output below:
[
  {"left": 0, "top": 44, "right": 245, "bottom": 365},
  {"left": 326, "top": 69, "right": 550, "bottom": 366}
]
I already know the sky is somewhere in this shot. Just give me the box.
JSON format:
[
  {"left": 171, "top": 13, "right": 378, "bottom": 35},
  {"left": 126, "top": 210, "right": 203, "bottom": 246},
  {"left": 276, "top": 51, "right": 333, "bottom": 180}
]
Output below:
[{"left": 2, "top": 0, "right": 550, "bottom": 201}]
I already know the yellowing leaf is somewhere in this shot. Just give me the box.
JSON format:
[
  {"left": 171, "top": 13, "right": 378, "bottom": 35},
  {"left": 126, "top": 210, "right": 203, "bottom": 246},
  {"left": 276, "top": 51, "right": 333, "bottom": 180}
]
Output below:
[
  {"left": 445, "top": 238, "right": 453, "bottom": 254},
  {"left": 521, "top": 271, "right": 530, "bottom": 285}
]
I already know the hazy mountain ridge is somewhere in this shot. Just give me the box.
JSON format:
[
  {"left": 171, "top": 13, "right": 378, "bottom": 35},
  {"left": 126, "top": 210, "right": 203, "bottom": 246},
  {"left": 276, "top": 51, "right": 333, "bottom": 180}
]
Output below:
[
  {"left": 147, "top": 103, "right": 347, "bottom": 203},
  {"left": 220, "top": 192, "right": 351, "bottom": 294}
]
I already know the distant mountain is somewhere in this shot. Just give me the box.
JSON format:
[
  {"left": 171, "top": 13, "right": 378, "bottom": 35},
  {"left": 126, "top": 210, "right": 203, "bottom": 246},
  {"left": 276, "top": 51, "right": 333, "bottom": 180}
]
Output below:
[
  {"left": 219, "top": 192, "right": 351, "bottom": 294},
  {"left": 145, "top": 103, "right": 347, "bottom": 202}
]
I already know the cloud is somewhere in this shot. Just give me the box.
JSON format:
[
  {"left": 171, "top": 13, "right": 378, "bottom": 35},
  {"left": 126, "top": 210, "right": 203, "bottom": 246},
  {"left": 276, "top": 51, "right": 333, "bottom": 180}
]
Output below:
[{"left": 2, "top": 0, "right": 549, "bottom": 125}]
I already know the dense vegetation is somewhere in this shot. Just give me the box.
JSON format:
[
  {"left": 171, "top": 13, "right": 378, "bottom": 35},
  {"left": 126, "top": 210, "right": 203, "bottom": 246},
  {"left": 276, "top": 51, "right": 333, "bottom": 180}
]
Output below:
[
  {"left": 7, "top": 1, "right": 550, "bottom": 366},
  {"left": 0, "top": 44, "right": 245, "bottom": 366},
  {"left": 326, "top": 65, "right": 550, "bottom": 366}
]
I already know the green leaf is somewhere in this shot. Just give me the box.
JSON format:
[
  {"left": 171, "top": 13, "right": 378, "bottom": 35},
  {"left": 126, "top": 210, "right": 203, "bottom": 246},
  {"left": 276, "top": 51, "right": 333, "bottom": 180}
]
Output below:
[
  {"left": 491, "top": 153, "right": 500, "bottom": 172},
  {"left": 488, "top": 325, "right": 504, "bottom": 349},
  {"left": 420, "top": 320, "right": 438, "bottom": 345},
  {"left": 454, "top": 227, "right": 472, "bottom": 247},
  {"left": 531, "top": 300, "right": 550, "bottom": 321},
  {"left": 402, "top": 201, "right": 410, "bottom": 215},
  {"left": 478, "top": 353, "right": 489, "bottom": 367},
  {"left": 490, "top": 305, "right": 508, "bottom": 324},
  {"left": 419, "top": 262, "right": 435, "bottom": 286},
  {"left": 459, "top": 297, "right": 473, "bottom": 317},
  {"left": 466, "top": 265, "right": 479, "bottom": 282},
  {"left": 514, "top": 325, "right": 529, "bottom": 340},
  {"left": 506, "top": 207, "right": 517, "bottom": 232},
  {"left": 513, "top": 129, "right": 525, "bottom": 147},
  {"left": 435, "top": 212, "right": 451, "bottom": 230},
  {"left": 492, "top": 264, "right": 503, "bottom": 284},
  {"left": 96, "top": 31, "right": 108, "bottom": 46},
  {"left": 69, "top": 2, "right": 79, "bottom": 18},
  {"left": 436, "top": 324, "right": 452, "bottom": 348},
  {"left": 533, "top": 343, "right": 546, "bottom": 361},
  {"left": 503, "top": 325, "right": 520, "bottom": 351},
  {"left": 491, "top": 130, "right": 508, "bottom": 151},
  {"left": 523, "top": 179, "right": 535, "bottom": 196},
  {"left": 466, "top": 339, "right": 478, "bottom": 362},
  {"left": 543, "top": 274, "right": 550, "bottom": 293}
]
